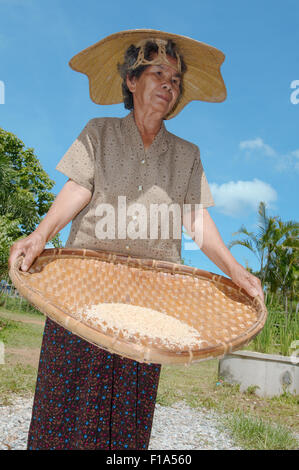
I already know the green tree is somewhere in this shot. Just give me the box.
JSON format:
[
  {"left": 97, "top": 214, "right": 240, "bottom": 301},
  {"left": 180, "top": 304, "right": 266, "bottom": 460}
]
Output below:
[
  {"left": 0, "top": 128, "right": 60, "bottom": 275},
  {"left": 0, "top": 128, "right": 55, "bottom": 232},
  {"left": 228, "top": 202, "right": 298, "bottom": 299},
  {"left": 266, "top": 239, "right": 299, "bottom": 311}
]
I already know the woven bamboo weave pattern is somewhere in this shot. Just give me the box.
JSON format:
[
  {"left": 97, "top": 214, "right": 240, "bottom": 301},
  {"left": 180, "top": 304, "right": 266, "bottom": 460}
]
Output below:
[{"left": 9, "top": 248, "right": 268, "bottom": 365}]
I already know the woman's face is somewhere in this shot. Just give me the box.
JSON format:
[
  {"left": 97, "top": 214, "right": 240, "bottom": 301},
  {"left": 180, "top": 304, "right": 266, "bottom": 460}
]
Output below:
[{"left": 126, "top": 54, "right": 181, "bottom": 118}]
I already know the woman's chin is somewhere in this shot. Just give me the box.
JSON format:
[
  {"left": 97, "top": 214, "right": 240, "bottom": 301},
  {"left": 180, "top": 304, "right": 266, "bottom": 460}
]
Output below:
[{"left": 147, "top": 103, "right": 172, "bottom": 118}]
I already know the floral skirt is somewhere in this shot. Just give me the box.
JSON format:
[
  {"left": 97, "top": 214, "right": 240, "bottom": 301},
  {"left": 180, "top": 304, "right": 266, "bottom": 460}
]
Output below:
[{"left": 27, "top": 318, "right": 161, "bottom": 450}]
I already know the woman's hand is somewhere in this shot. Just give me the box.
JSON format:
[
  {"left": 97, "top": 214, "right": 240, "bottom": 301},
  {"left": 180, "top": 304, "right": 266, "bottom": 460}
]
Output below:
[
  {"left": 229, "top": 263, "right": 264, "bottom": 303},
  {"left": 9, "top": 231, "right": 47, "bottom": 272}
]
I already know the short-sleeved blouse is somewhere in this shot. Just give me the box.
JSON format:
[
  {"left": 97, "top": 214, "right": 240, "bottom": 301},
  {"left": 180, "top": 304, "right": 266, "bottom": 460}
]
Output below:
[{"left": 56, "top": 111, "right": 214, "bottom": 263}]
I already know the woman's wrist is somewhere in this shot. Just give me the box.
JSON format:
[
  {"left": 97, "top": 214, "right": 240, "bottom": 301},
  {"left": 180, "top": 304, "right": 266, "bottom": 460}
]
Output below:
[
  {"left": 201, "top": 235, "right": 241, "bottom": 279},
  {"left": 226, "top": 260, "right": 244, "bottom": 280},
  {"left": 31, "top": 227, "right": 48, "bottom": 245},
  {"left": 213, "top": 252, "right": 241, "bottom": 279}
]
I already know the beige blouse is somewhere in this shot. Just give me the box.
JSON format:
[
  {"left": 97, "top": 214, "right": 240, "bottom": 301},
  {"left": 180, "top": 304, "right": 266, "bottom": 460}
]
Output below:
[{"left": 56, "top": 111, "right": 214, "bottom": 263}]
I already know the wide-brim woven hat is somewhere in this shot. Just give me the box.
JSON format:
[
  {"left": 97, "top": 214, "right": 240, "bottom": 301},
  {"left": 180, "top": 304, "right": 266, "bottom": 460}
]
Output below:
[
  {"left": 9, "top": 248, "right": 267, "bottom": 365},
  {"left": 69, "top": 29, "right": 227, "bottom": 119}
]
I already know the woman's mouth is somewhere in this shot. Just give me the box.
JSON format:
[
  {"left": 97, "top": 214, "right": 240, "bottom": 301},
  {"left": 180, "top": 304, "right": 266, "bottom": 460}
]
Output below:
[{"left": 156, "top": 94, "right": 171, "bottom": 103}]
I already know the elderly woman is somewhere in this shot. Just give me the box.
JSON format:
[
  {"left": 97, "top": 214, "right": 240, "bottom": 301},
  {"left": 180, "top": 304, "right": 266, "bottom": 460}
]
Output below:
[{"left": 9, "top": 30, "right": 263, "bottom": 450}]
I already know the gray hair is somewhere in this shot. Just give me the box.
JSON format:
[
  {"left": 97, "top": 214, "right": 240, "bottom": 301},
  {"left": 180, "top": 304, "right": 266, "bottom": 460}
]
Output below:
[{"left": 117, "top": 39, "right": 187, "bottom": 113}]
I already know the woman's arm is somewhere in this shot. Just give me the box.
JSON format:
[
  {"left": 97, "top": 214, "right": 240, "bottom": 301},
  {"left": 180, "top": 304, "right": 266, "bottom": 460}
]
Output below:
[
  {"left": 183, "top": 207, "right": 264, "bottom": 301},
  {"left": 9, "top": 180, "right": 92, "bottom": 272}
]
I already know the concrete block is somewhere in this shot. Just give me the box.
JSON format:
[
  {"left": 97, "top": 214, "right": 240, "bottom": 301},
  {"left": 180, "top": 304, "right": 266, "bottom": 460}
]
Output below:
[{"left": 218, "top": 350, "right": 299, "bottom": 397}]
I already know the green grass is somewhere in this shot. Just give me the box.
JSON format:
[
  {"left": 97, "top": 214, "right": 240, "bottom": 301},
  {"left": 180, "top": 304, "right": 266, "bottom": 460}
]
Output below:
[
  {"left": 223, "top": 410, "right": 298, "bottom": 450},
  {"left": 0, "top": 307, "right": 43, "bottom": 404},
  {"left": 0, "top": 363, "right": 37, "bottom": 405},
  {"left": 0, "top": 294, "right": 43, "bottom": 316},
  {"left": 251, "top": 304, "right": 299, "bottom": 356},
  {"left": 157, "top": 361, "right": 299, "bottom": 449},
  {"left": 0, "top": 316, "right": 44, "bottom": 349}
]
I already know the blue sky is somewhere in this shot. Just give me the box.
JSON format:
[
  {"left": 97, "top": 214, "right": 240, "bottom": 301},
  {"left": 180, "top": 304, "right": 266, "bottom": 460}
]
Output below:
[{"left": 1, "top": 0, "right": 298, "bottom": 276}]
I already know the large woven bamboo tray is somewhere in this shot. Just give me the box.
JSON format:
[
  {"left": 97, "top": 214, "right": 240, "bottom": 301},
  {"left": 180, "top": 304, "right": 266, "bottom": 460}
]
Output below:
[{"left": 9, "top": 248, "right": 267, "bottom": 365}]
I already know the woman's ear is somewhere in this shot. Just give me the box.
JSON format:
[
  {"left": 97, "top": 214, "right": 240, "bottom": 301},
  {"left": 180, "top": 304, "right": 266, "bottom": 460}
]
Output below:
[{"left": 126, "top": 74, "right": 136, "bottom": 93}]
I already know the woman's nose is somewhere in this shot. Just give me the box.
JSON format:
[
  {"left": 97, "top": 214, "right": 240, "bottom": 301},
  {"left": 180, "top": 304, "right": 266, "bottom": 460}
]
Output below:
[{"left": 162, "top": 80, "right": 172, "bottom": 91}]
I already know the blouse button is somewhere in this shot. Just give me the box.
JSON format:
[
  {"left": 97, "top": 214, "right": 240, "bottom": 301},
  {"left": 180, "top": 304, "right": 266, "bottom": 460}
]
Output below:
[{"left": 138, "top": 185, "right": 143, "bottom": 191}]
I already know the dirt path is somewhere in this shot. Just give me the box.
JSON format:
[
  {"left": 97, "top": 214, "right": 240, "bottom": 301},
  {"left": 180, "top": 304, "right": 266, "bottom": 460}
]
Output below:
[
  {"left": 0, "top": 310, "right": 44, "bottom": 367},
  {"left": 0, "top": 310, "right": 45, "bottom": 326},
  {"left": 5, "top": 347, "right": 41, "bottom": 368}
]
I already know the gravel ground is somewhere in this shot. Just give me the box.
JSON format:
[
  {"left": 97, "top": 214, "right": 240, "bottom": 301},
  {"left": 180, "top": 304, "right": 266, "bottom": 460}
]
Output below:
[
  {"left": 149, "top": 401, "right": 241, "bottom": 450},
  {"left": 0, "top": 395, "right": 241, "bottom": 450}
]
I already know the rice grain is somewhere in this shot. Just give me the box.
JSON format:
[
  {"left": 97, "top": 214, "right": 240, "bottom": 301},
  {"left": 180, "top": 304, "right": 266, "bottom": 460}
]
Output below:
[{"left": 76, "top": 303, "right": 202, "bottom": 350}]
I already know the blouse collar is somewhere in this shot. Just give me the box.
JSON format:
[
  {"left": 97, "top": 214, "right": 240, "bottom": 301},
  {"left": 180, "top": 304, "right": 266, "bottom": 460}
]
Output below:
[{"left": 121, "top": 111, "right": 169, "bottom": 158}]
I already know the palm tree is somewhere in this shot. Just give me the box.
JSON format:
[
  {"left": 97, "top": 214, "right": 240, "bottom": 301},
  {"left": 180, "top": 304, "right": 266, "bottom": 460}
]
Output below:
[
  {"left": 228, "top": 202, "right": 298, "bottom": 295},
  {"left": 267, "top": 244, "right": 298, "bottom": 312},
  {"left": 228, "top": 202, "right": 276, "bottom": 285}
]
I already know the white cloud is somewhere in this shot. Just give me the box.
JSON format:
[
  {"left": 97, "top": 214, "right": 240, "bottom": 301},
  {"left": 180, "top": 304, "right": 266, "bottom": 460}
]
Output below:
[
  {"left": 291, "top": 149, "right": 299, "bottom": 159},
  {"left": 210, "top": 179, "right": 277, "bottom": 217},
  {"left": 239, "top": 138, "right": 276, "bottom": 157},
  {"left": 239, "top": 138, "right": 299, "bottom": 173}
]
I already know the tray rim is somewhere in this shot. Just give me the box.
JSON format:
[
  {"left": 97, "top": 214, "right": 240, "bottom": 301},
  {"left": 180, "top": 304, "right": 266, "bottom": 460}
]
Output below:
[{"left": 9, "top": 247, "right": 268, "bottom": 365}]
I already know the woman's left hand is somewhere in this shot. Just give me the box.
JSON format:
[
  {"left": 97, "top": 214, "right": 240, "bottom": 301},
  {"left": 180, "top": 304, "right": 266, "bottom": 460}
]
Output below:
[{"left": 230, "top": 264, "right": 264, "bottom": 303}]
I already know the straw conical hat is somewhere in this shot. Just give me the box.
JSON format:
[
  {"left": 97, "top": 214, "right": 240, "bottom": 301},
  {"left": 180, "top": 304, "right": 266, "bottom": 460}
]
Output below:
[{"left": 69, "top": 29, "right": 227, "bottom": 119}]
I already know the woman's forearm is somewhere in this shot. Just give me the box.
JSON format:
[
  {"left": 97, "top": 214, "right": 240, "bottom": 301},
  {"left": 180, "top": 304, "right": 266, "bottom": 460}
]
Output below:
[
  {"left": 200, "top": 209, "right": 240, "bottom": 277},
  {"left": 9, "top": 180, "right": 92, "bottom": 271}
]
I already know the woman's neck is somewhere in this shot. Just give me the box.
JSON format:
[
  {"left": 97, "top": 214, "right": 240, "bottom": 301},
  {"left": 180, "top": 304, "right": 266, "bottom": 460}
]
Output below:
[{"left": 133, "top": 109, "right": 163, "bottom": 150}]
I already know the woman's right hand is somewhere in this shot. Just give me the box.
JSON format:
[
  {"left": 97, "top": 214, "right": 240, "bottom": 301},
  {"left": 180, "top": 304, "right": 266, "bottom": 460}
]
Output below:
[{"left": 8, "top": 231, "right": 47, "bottom": 272}]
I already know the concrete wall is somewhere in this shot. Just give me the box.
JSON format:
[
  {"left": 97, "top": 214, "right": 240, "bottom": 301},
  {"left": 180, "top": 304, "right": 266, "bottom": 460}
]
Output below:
[{"left": 218, "top": 350, "right": 299, "bottom": 397}]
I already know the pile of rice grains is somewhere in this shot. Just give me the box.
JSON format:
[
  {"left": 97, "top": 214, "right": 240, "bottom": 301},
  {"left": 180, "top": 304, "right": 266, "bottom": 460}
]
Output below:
[{"left": 76, "top": 302, "right": 202, "bottom": 351}]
